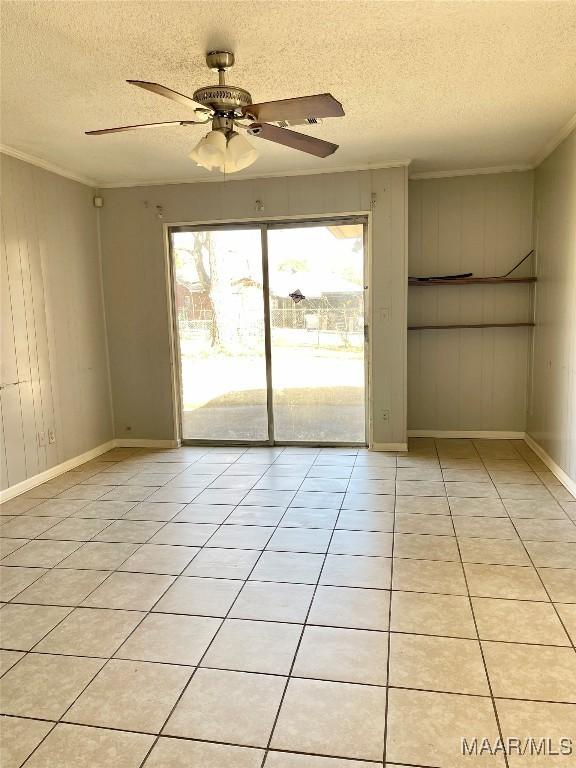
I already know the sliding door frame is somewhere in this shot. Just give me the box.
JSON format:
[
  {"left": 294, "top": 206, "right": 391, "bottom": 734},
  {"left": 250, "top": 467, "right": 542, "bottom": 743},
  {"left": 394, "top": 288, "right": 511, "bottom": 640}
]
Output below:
[{"left": 166, "top": 213, "right": 371, "bottom": 447}]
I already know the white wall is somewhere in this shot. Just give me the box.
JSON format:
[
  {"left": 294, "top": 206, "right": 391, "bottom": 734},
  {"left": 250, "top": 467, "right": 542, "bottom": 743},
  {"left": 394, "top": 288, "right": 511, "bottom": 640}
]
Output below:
[
  {"left": 408, "top": 171, "right": 534, "bottom": 432},
  {"left": 99, "top": 167, "right": 408, "bottom": 447},
  {"left": 0, "top": 154, "right": 113, "bottom": 490},
  {"left": 528, "top": 130, "right": 576, "bottom": 481}
]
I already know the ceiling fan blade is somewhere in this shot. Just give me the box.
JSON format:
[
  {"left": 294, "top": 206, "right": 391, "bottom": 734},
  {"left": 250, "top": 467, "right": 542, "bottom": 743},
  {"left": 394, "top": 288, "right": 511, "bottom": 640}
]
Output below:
[
  {"left": 248, "top": 122, "right": 338, "bottom": 157},
  {"left": 86, "top": 120, "right": 197, "bottom": 135},
  {"left": 241, "top": 93, "right": 344, "bottom": 122},
  {"left": 127, "top": 80, "right": 210, "bottom": 113}
]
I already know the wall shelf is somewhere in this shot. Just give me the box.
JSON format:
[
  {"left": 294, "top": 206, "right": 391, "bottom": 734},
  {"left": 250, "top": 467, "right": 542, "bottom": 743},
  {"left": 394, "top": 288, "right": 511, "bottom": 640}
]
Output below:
[
  {"left": 408, "top": 276, "right": 537, "bottom": 286},
  {"left": 409, "top": 322, "right": 535, "bottom": 331}
]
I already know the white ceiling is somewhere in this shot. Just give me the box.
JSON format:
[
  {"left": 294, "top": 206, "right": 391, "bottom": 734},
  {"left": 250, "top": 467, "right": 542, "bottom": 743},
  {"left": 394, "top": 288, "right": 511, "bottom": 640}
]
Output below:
[{"left": 1, "top": 1, "right": 575, "bottom": 186}]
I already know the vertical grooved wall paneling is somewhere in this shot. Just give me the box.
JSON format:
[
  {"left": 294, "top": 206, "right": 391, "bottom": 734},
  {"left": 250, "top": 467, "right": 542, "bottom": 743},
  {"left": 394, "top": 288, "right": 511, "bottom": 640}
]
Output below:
[
  {"left": 408, "top": 171, "right": 534, "bottom": 431},
  {"left": 0, "top": 154, "right": 113, "bottom": 490}
]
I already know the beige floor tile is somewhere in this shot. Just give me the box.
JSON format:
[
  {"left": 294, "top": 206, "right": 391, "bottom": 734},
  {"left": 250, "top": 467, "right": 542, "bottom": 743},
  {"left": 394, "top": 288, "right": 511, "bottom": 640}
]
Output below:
[
  {"left": 465, "top": 564, "right": 549, "bottom": 600},
  {"left": 230, "top": 581, "right": 314, "bottom": 623},
  {"left": 0, "top": 538, "right": 28, "bottom": 557},
  {"left": 266, "top": 754, "right": 379, "bottom": 768},
  {"left": 183, "top": 547, "right": 260, "bottom": 578},
  {"left": 271, "top": 677, "right": 387, "bottom": 761},
  {"left": 279, "top": 507, "right": 338, "bottom": 528},
  {"left": 227, "top": 506, "right": 286, "bottom": 526},
  {"left": 15, "top": 568, "right": 110, "bottom": 606},
  {"left": 335, "top": 510, "right": 394, "bottom": 532},
  {"left": 76, "top": 500, "right": 138, "bottom": 519},
  {"left": 389, "top": 633, "right": 489, "bottom": 694},
  {"left": 118, "top": 544, "right": 199, "bottom": 575},
  {"left": 164, "top": 668, "right": 285, "bottom": 747},
  {"left": 1, "top": 516, "right": 62, "bottom": 539},
  {"left": 449, "top": 497, "right": 507, "bottom": 517},
  {"left": 202, "top": 618, "right": 301, "bottom": 674},
  {"left": 342, "top": 493, "right": 395, "bottom": 512},
  {"left": 555, "top": 602, "right": 576, "bottom": 643},
  {"left": 503, "top": 498, "right": 567, "bottom": 519},
  {"left": 483, "top": 641, "right": 576, "bottom": 702},
  {"left": 472, "top": 597, "right": 571, "bottom": 645},
  {"left": 82, "top": 571, "right": 174, "bottom": 610},
  {"left": 57, "top": 541, "right": 139, "bottom": 569},
  {"left": 152, "top": 575, "right": 242, "bottom": 616},
  {"left": 267, "top": 527, "right": 332, "bottom": 554},
  {"left": 22, "top": 723, "right": 154, "bottom": 768},
  {"left": 320, "top": 554, "right": 392, "bottom": 589},
  {"left": 207, "top": 524, "right": 275, "bottom": 549},
  {"left": 515, "top": 519, "right": 576, "bottom": 542},
  {"left": 308, "top": 585, "right": 390, "bottom": 630},
  {"left": 0, "top": 716, "right": 53, "bottom": 768},
  {"left": 458, "top": 537, "right": 530, "bottom": 566},
  {"left": 35, "top": 607, "right": 145, "bottom": 657},
  {"left": 123, "top": 501, "right": 184, "bottom": 521},
  {"left": 0, "top": 649, "right": 24, "bottom": 675},
  {"left": 453, "top": 516, "right": 518, "bottom": 539},
  {"left": 57, "top": 485, "right": 116, "bottom": 501},
  {"left": 396, "top": 480, "right": 446, "bottom": 497},
  {"left": 445, "top": 482, "right": 499, "bottom": 498},
  {"left": 394, "top": 532, "right": 459, "bottom": 561},
  {"left": 145, "top": 737, "right": 264, "bottom": 768},
  {"left": 37, "top": 518, "right": 112, "bottom": 541},
  {"left": 392, "top": 557, "right": 467, "bottom": 595},
  {"left": 92, "top": 519, "right": 164, "bottom": 543},
  {"left": 537, "top": 567, "right": 576, "bottom": 602},
  {"left": 1, "top": 539, "right": 82, "bottom": 567},
  {"left": 525, "top": 541, "right": 576, "bottom": 568},
  {"left": 0, "top": 497, "right": 44, "bottom": 514},
  {"left": 496, "top": 484, "right": 554, "bottom": 500},
  {"left": 116, "top": 612, "right": 220, "bottom": 665},
  {"left": 329, "top": 530, "right": 393, "bottom": 557},
  {"left": 496, "top": 699, "right": 576, "bottom": 768},
  {"left": 386, "top": 688, "right": 504, "bottom": 767},
  {"left": 443, "top": 469, "right": 490, "bottom": 482},
  {"left": 0, "top": 653, "right": 104, "bottom": 718},
  {"left": 250, "top": 551, "right": 324, "bottom": 584},
  {"left": 390, "top": 590, "right": 476, "bottom": 638},
  {"left": 395, "top": 496, "right": 449, "bottom": 515},
  {"left": 293, "top": 625, "right": 388, "bottom": 685},
  {"left": 396, "top": 467, "right": 442, "bottom": 481},
  {"left": 171, "top": 503, "right": 233, "bottom": 523},
  {"left": 147, "top": 522, "right": 217, "bottom": 546},
  {"left": 65, "top": 658, "right": 190, "bottom": 732},
  {"left": 99, "top": 486, "right": 158, "bottom": 502},
  {"left": 395, "top": 512, "right": 454, "bottom": 535},
  {"left": 0, "top": 603, "right": 71, "bottom": 650}
]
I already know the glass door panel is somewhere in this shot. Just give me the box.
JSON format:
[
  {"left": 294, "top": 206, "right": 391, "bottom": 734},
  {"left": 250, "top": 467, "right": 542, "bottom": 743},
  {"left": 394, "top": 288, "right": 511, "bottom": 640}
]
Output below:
[
  {"left": 172, "top": 228, "right": 269, "bottom": 441},
  {"left": 267, "top": 223, "right": 366, "bottom": 442}
]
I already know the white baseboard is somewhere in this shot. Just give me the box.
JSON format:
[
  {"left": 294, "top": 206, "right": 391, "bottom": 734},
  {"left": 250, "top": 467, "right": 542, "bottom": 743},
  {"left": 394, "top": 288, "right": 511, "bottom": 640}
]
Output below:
[
  {"left": 0, "top": 438, "right": 181, "bottom": 503},
  {"left": 408, "top": 430, "right": 526, "bottom": 440},
  {"left": 371, "top": 442, "right": 408, "bottom": 452},
  {"left": 0, "top": 440, "right": 116, "bottom": 503},
  {"left": 524, "top": 434, "right": 576, "bottom": 498},
  {"left": 114, "top": 439, "right": 180, "bottom": 448}
]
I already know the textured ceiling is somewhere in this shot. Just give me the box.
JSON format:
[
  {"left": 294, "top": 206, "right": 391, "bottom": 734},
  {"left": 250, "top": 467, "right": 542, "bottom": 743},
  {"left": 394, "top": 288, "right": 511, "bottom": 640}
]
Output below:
[{"left": 1, "top": 1, "right": 575, "bottom": 185}]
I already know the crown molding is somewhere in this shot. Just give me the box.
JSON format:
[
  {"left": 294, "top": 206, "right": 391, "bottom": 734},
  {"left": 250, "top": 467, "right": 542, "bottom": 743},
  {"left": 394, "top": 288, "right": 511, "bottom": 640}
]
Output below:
[
  {"left": 531, "top": 112, "right": 576, "bottom": 167},
  {"left": 409, "top": 164, "right": 533, "bottom": 181},
  {"left": 97, "top": 159, "right": 412, "bottom": 188},
  {"left": 0, "top": 144, "right": 97, "bottom": 186}
]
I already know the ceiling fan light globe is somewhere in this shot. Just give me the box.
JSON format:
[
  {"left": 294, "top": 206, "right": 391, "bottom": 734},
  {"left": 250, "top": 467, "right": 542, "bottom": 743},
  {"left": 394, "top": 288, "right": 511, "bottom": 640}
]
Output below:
[
  {"left": 196, "top": 129, "right": 227, "bottom": 167},
  {"left": 226, "top": 132, "right": 258, "bottom": 171}
]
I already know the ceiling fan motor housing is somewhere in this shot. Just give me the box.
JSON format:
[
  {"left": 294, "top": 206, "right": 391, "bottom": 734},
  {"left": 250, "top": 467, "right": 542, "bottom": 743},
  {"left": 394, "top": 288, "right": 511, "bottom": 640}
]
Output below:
[{"left": 193, "top": 85, "right": 252, "bottom": 114}]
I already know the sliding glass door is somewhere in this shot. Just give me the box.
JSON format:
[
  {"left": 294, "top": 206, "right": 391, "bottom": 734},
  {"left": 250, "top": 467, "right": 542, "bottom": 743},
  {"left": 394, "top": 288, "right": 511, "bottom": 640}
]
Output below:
[{"left": 171, "top": 219, "right": 367, "bottom": 444}]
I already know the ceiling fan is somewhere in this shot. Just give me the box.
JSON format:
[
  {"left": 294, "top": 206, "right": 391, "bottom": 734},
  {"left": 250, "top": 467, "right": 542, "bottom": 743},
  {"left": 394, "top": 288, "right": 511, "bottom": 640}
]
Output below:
[{"left": 86, "top": 51, "right": 345, "bottom": 173}]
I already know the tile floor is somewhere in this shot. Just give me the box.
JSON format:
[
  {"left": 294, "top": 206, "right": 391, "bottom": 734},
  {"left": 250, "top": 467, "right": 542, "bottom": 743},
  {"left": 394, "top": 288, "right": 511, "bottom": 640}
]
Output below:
[{"left": 0, "top": 438, "right": 575, "bottom": 767}]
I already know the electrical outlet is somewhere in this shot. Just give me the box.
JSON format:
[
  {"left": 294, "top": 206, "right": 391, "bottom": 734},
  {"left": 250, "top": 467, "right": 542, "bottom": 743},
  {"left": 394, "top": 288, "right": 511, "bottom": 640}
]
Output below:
[
  {"left": 48, "top": 429, "right": 56, "bottom": 445},
  {"left": 37, "top": 431, "right": 46, "bottom": 447},
  {"left": 381, "top": 409, "right": 390, "bottom": 423}
]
